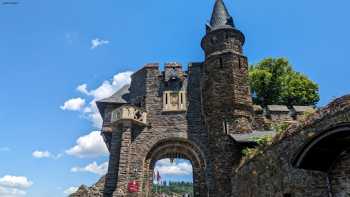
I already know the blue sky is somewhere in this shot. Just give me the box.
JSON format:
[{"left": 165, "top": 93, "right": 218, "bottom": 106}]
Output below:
[{"left": 0, "top": 0, "right": 349, "bottom": 196}]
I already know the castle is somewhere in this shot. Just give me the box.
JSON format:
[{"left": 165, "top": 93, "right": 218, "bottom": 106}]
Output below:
[{"left": 71, "top": 1, "right": 350, "bottom": 196}]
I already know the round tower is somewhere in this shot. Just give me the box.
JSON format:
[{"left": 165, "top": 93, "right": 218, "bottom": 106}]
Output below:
[
  {"left": 200, "top": 1, "right": 254, "bottom": 195},
  {"left": 201, "top": 0, "right": 253, "bottom": 136}
]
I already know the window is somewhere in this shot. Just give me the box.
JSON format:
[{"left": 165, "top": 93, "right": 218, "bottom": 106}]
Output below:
[
  {"left": 219, "top": 58, "right": 223, "bottom": 68},
  {"left": 163, "top": 91, "right": 187, "bottom": 111}
]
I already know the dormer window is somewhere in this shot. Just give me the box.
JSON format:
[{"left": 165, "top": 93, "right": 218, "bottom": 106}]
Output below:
[{"left": 163, "top": 91, "right": 187, "bottom": 112}]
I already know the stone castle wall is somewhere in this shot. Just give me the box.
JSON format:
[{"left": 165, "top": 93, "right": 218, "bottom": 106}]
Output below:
[
  {"left": 231, "top": 95, "right": 350, "bottom": 197},
  {"left": 329, "top": 150, "right": 350, "bottom": 196}
]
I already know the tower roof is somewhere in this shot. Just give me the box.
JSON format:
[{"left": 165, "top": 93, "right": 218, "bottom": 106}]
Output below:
[{"left": 208, "top": 0, "right": 235, "bottom": 31}]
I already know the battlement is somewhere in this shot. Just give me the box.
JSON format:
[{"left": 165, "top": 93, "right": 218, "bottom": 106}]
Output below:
[{"left": 132, "top": 62, "right": 203, "bottom": 78}]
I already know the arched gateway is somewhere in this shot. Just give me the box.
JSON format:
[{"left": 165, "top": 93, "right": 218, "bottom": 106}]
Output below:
[
  {"left": 144, "top": 138, "right": 207, "bottom": 196},
  {"left": 96, "top": 1, "right": 253, "bottom": 196}
]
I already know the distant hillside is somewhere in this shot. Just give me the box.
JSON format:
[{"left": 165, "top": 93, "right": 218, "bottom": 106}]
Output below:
[{"left": 152, "top": 181, "right": 193, "bottom": 196}]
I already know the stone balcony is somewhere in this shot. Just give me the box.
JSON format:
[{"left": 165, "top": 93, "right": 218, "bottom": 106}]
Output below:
[{"left": 111, "top": 105, "right": 147, "bottom": 126}]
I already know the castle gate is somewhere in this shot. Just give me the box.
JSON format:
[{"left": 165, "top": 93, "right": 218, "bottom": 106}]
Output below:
[{"left": 96, "top": 1, "right": 255, "bottom": 196}]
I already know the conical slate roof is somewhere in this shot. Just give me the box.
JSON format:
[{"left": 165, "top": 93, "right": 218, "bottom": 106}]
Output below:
[{"left": 208, "top": 0, "right": 235, "bottom": 31}]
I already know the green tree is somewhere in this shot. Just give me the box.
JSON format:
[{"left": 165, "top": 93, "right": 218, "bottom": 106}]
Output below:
[{"left": 249, "top": 58, "right": 319, "bottom": 106}]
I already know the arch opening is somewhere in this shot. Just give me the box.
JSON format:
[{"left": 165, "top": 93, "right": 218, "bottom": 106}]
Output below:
[
  {"left": 152, "top": 158, "right": 194, "bottom": 196},
  {"left": 293, "top": 123, "right": 350, "bottom": 172},
  {"left": 142, "top": 138, "right": 208, "bottom": 197}
]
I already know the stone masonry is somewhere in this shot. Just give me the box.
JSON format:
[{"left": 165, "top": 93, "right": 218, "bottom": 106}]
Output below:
[{"left": 71, "top": 1, "right": 350, "bottom": 197}]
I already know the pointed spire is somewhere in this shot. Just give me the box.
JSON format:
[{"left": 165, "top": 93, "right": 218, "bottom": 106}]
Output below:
[{"left": 207, "top": 0, "right": 235, "bottom": 31}]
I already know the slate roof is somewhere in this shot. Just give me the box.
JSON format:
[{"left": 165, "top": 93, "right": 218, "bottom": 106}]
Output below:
[
  {"left": 96, "top": 84, "right": 130, "bottom": 114},
  {"left": 267, "top": 105, "right": 290, "bottom": 112},
  {"left": 253, "top": 105, "right": 263, "bottom": 112},
  {"left": 98, "top": 84, "right": 130, "bottom": 104},
  {"left": 230, "top": 131, "right": 276, "bottom": 143},
  {"left": 208, "top": 0, "right": 235, "bottom": 31}
]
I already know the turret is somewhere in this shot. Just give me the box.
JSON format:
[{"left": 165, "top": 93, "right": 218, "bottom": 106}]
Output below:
[{"left": 201, "top": 0, "right": 253, "bottom": 136}]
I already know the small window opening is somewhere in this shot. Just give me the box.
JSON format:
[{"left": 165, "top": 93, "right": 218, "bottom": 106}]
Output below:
[
  {"left": 225, "top": 33, "right": 229, "bottom": 39},
  {"left": 165, "top": 93, "right": 168, "bottom": 105},
  {"left": 219, "top": 58, "right": 223, "bottom": 68},
  {"left": 211, "top": 36, "right": 217, "bottom": 44},
  {"left": 180, "top": 93, "right": 183, "bottom": 104},
  {"left": 223, "top": 119, "right": 228, "bottom": 135},
  {"left": 283, "top": 194, "right": 292, "bottom": 197}
]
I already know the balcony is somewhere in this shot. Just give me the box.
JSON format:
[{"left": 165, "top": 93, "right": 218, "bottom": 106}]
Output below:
[{"left": 111, "top": 105, "right": 147, "bottom": 126}]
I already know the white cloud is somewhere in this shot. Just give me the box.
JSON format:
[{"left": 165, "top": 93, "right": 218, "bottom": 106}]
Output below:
[
  {"left": 0, "top": 176, "right": 32, "bottom": 190},
  {"left": 0, "top": 187, "right": 26, "bottom": 197},
  {"left": 90, "top": 38, "right": 109, "bottom": 49},
  {"left": 60, "top": 97, "right": 85, "bottom": 111},
  {"left": 32, "top": 150, "right": 62, "bottom": 160},
  {"left": 32, "top": 151, "right": 50, "bottom": 158},
  {"left": 63, "top": 186, "right": 78, "bottom": 195},
  {"left": 0, "top": 147, "right": 10, "bottom": 152},
  {"left": 62, "top": 71, "right": 132, "bottom": 162},
  {"left": 71, "top": 161, "right": 108, "bottom": 176},
  {"left": 76, "top": 84, "right": 89, "bottom": 95},
  {"left": 79, "top": 71, "right": 132, "bottom": 101},
  {"left": 66, "top": 131, "right": 108, "bottom": 158},
  {"left": 75, "top": 71, "right": 133, "bottom": 128},
  {"left": 0, "top": 175, "right": 33, "bottom": 197},
  {"left": 154, "top": 159, "right": 192, "bottom": 176}
]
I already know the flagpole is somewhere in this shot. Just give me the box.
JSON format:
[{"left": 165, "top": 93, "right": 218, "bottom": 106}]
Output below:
[{"left": 155, "top": 171, "right": 158, "bottom": 194}]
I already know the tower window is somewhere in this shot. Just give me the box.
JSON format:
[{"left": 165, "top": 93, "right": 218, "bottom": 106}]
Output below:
[
  {"left": 180, "top": 92, "right": 183, "bottom": 104},
  {"left": 225, "top": 32, "right": 229, "bottom": 40},
  {"left": 211, "top": 36, "right": 217, "bottom": 44},
  {"left": 165, "top": 93, "right": 168, "bottom": 105},
  {"left": 219, "top": 58, "right": 223, "bottom": 68},
  {"left": 223, "top": 119, "right": 228, "bottom": 135}
]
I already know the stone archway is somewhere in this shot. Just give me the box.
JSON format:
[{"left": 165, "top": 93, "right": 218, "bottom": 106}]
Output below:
[
  {"left": 142, "top": 138, "right": 208, "bottom": 197},
  {"left": 293, "top": 123, "right": 350, "bottom": 171},
  {"left": 293, "top": 123, "right": 350, "bottom": 196}
]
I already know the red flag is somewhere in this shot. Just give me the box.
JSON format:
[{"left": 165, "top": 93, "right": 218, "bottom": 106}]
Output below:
[{"left": 156, "top": 171, "right": 161, "bottom": 182}]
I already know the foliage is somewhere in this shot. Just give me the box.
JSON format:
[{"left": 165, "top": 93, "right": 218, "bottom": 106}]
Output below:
[
  {"left": 241, "top": 148, "right": 261, "bottom": 158},
  {"left": 250, "top": 135, "right": 273, "bottom": 146},
  {"left": 249, "top": 57, "right": 320, "bottom": 106},
  {"left": 300, "top": 108, "right": 316, "bottom": 121},
  {"left": 272, "top": 122, "right": 291, "bottom": 134},
  {"left": 241, "top": 135, "right": 273, "bottom": 158}
]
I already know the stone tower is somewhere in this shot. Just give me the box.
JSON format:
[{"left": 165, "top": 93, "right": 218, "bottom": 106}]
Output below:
[
  {"left": 201, "top": 0, "right": 253, "bottom": 135},
  {"left": 200, "top": 0, "right": 253, "bottom": 195}
]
